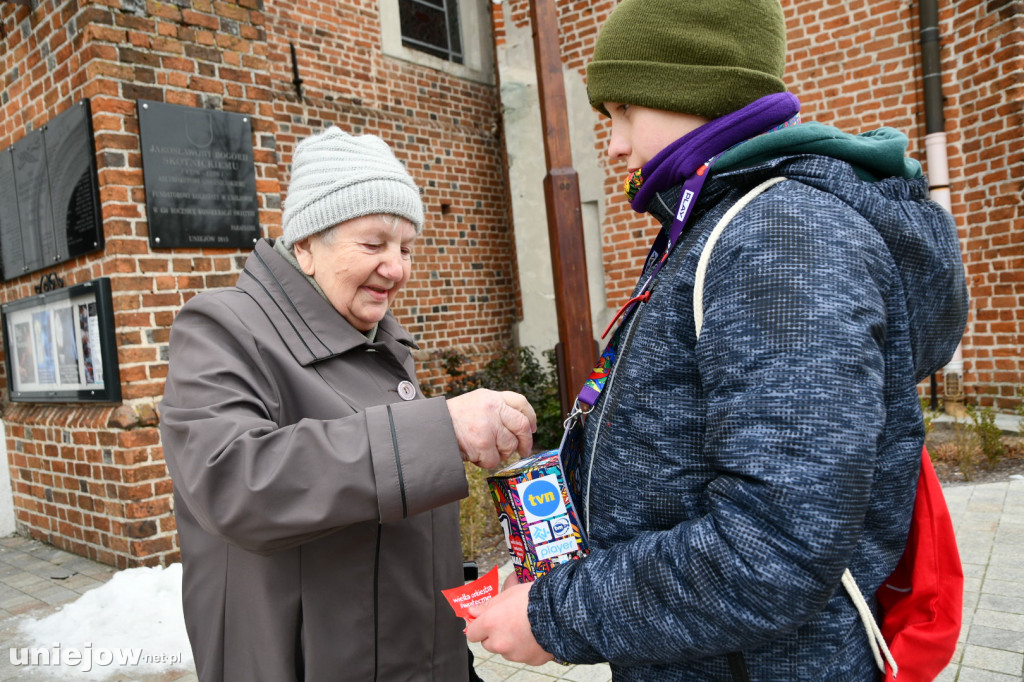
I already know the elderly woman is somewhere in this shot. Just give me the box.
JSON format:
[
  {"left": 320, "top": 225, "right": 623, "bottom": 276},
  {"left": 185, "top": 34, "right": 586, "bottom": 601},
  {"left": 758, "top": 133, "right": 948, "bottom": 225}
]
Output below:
[{"left": 160, "top": 127, "right": 536, "bottom": 682}]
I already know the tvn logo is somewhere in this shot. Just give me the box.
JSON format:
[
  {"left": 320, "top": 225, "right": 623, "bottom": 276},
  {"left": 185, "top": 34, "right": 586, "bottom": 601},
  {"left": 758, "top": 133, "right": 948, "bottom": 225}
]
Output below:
[
  {"left": 517, "top": 475, "right": 567, "bottom": 523},
  {"left": 528, "top": 490, "right": 556, "bottom": 507},
  {"left": 676, "top": 189, "right": 695, "bottom": 221}
]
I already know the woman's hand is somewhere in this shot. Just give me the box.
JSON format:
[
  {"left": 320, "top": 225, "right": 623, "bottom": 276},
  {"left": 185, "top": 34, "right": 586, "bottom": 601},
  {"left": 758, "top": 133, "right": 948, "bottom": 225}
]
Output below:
[{"left": 447, "top": 389, "right": 537, "bottom": 469}]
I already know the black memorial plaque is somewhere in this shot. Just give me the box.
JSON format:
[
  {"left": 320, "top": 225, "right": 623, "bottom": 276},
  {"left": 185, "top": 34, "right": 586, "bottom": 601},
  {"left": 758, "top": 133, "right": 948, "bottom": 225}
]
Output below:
[
  {"left": 0, "top": 99, "right": 102, "bottom": 281},
  {"left": 0, "top": 145, "right": 27, "bottom": 278},
  {"left": 138, "top": 100, "right": 261, "bottom": 249},
  {"left": 46, "top": 103, "right": 102, "bottom": 259}
]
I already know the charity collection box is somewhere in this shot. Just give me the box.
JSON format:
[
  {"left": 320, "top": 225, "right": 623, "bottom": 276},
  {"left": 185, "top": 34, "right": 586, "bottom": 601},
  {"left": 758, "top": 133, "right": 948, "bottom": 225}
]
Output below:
[{"left": 486, "top": 449, "right": 588, "bottom": 583}]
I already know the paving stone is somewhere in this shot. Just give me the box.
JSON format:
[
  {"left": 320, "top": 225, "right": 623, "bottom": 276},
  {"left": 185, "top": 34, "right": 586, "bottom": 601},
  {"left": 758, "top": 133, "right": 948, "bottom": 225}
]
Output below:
[
  {"left": 978, "top": 592, "right": 1024, "bottom": 616},
  {"left": 964, "top": 590, "right": 982, "bottom": 614},
  {"left": 559, "top": 664, "right": 613, "bottom": 682},
  {"left": 963, "top": 562, "right": 988, "bottom": 579},
  {"left": 986, "top": 563, "right": 1024, "bottom": 583},
  {"left": 0, "top": 572, "right": 47, "bottom": 591},
  {"left": 532, "top": 660, "right": 579, "bottom": 677},
  {"left": 972, "top": 609, "right": 1024, "bottom": 633},
  {"left": 59, "top": 573, "right": 105, "bottom": 593},
  {"left": 981, "top": 578, "right": 1024, "bottom": 598},
  {"left": 477, "top": 659, "right": 523, "bottom": 681},
  {"left": 955, "top": 667, "right": 1024, "bottom": 681},
  {"left": 965, "top": 575, "right": 984, "bottom": 593},
  {"left": 960, "top": 644, "right": 1024, "bottom": 676},
  {"left": 31, "top": 584, "right": 82, "bottom": 607},
  {"left": 506, "top": 670, "right": 565, "bottom": 681},
  {"left": 958, "top": 539, "right": 996, "bottom": 557},
  {"left": 966, "top": 624, "right": 1024, "bottom": 653}
]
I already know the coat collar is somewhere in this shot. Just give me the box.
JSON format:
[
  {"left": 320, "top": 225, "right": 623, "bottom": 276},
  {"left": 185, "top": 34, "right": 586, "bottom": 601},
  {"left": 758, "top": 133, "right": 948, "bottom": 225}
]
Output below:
[{"left": 236, "top": 239, "right": 418, "bottom": 366}]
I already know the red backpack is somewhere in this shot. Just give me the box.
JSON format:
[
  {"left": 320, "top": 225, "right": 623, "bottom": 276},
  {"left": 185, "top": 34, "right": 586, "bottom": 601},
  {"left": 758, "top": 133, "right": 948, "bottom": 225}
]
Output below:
[
  {"left": 875, "top": 447, "right": 963, "bottom": 681},
  {"left": 697, "top": 178, "right": 964, "bottom": 681}
]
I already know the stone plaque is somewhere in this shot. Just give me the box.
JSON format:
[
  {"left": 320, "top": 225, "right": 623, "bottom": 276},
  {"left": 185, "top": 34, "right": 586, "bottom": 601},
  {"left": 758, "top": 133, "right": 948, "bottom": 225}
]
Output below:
[
  {"left": 0, "top": 100, "right": 102, "bottom": 281},
  {"left": 138, "top": 100, "right": 261, "bottom": 249}
]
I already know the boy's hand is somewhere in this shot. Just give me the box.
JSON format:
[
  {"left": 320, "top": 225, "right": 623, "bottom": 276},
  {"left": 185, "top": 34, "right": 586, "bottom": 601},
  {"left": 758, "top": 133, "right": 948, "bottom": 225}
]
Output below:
[{"left": 465, "top": 581, "right": 554, "bottom": 666}]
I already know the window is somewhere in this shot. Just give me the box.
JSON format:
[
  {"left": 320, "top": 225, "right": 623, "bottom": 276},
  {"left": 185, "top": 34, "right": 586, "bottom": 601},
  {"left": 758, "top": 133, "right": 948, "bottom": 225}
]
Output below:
[
  {"left": 398, "top": 0, "right": 463, "bottom": 64},
  {"left": 380, "top": 0, "right": 493, "bottom": 84}
]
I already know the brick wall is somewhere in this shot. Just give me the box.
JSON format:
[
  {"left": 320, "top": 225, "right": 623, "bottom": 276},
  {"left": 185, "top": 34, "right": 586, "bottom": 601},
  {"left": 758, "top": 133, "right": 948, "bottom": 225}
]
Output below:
[
  {"left": 0, "top": 0, "right": 517, "bottom": 567},
  {"left": 783, "top": 0, "right": 1023, "bottom": 410},
  {"left": 944, "top": 1, "right": 1023, "bottom": 408}
]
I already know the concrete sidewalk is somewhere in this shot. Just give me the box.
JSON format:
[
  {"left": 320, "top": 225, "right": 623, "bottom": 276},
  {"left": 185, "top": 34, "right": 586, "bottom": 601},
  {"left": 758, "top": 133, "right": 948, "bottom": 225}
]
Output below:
[{"left": 0, "top": 478, "right": 1020, "bottom": 681}]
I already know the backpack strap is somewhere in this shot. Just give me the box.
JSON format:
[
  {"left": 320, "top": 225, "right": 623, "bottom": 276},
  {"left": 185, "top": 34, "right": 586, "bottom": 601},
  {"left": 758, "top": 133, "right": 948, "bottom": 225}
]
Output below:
[
  {"left": 693, "top": 177, "right": 786, "bottom": 337},
  {"left": 692, "top": 176, "right": 898, "bottom": 677}
]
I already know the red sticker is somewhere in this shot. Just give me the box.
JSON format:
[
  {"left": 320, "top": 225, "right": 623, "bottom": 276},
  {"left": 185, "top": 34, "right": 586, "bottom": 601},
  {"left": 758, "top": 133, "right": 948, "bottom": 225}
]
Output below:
[
  {"left": 509, "top": 534, "right": 526, "bottom": 562},
  {"left": 442, "top": 565, "right": 500, "bottom": 621}
]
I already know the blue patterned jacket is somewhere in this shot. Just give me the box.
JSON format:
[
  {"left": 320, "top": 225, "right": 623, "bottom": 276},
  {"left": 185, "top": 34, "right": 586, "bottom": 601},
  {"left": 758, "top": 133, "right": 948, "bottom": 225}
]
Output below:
[{"left": 528, "top": 129, "right": 968, "bottom": 680}]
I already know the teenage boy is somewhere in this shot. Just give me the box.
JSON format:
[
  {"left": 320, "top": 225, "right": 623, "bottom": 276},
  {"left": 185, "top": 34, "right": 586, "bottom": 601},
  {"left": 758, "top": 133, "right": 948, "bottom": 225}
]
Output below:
[{"left": 467, "top": 0, "right": 967, "bottom": 679}]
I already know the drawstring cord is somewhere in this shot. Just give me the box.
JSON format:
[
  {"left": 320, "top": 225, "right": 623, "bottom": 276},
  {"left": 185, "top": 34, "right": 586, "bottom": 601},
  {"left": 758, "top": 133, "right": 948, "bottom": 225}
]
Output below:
[{"left": 601, "top": 290, "right": 652, "bottom": 339}]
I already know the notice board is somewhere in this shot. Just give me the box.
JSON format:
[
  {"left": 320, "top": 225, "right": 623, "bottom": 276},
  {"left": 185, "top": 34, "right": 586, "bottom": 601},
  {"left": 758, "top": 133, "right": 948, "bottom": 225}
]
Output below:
[{"left": 2, "top": 277, "right": 121, "bottom": 403}]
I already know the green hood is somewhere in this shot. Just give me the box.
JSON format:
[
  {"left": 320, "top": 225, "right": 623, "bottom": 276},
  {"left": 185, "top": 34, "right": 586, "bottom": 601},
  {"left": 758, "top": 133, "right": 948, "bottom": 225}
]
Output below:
[{"left": 715, "top": 122, "right": 923, "bottom": 181}]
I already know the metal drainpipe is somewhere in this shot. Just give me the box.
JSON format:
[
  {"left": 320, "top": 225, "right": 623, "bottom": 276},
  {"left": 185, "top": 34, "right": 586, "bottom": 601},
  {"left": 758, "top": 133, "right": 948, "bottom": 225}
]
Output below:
[{"left": 919, "top": 0, "right": 965, "bottom": 415}]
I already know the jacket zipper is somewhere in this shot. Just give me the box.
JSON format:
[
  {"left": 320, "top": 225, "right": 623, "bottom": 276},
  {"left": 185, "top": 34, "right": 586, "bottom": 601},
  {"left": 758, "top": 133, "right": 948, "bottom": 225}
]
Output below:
[{"left": 582, "top": 301, "right": 645, "bottom": 536}]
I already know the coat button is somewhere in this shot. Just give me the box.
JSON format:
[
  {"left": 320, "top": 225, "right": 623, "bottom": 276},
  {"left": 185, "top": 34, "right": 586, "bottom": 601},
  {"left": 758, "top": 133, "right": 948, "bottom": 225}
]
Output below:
[{"left": 397, "top": 381, "right": 416, "bottom": 401}]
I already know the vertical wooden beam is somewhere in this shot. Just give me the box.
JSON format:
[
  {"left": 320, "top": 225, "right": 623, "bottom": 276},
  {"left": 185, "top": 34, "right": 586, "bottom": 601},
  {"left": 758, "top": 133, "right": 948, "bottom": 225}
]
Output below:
[{"left": 529, "top": 0, "right": 595, "bottom": 413}]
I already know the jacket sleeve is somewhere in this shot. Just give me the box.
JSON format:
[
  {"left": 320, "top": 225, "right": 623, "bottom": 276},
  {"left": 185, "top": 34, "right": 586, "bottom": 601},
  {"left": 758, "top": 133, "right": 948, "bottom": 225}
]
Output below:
[
  {"left": 528, "top": 183, "right": 900, "bottom": 664},
  {"left": 159, "top": 293, "right": 468, "bottom": 555}
]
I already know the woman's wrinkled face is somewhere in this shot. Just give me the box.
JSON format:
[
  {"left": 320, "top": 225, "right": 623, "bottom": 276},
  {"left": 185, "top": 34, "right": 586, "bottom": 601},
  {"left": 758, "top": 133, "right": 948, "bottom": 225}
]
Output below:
[
  {"left": 293, "top": 214, "right": 417, "bottom": 331},
  {"left": 604, "top": 102, "right": 709, "bottom": 172}
]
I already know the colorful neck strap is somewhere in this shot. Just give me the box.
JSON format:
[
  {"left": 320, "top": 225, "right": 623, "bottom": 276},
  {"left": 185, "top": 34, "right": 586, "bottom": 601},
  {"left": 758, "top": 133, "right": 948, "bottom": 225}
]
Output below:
[{"left": 575, "top": 157, "right": 715, "bottom": 408}]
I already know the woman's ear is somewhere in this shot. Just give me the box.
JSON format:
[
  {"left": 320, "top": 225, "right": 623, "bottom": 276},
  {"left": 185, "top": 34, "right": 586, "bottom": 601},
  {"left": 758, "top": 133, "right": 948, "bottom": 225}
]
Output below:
[{"left": 292, "top": 238, "right": 315, "bottom": 276}]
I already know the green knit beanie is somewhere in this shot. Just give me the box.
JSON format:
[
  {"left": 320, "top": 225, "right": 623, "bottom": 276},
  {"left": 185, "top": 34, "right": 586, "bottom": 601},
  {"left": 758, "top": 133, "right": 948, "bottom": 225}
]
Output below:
[{"left": 587, "top": 0, "right": 787, "bottom": 119}]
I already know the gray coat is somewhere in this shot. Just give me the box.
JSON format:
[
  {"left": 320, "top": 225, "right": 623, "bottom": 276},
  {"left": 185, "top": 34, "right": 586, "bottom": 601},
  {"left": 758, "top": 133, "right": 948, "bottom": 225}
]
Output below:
[{"left": 160, "top": 239, "right": 470, "bottom": 682}]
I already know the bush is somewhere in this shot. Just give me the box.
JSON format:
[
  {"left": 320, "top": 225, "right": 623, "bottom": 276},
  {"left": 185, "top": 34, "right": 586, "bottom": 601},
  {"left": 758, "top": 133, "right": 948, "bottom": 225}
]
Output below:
[
  {"left": 965, "top": 404, "right": 1006, "bottom": 469},
  {"left": 920, "top": 396, "right": 937, "bottom": 438}
]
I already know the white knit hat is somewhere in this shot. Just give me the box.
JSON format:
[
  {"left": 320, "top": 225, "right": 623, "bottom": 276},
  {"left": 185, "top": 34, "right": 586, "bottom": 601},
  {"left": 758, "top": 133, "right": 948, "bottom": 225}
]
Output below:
[{"left": 280, "top": 126, "right": 424, "bottom": 246}]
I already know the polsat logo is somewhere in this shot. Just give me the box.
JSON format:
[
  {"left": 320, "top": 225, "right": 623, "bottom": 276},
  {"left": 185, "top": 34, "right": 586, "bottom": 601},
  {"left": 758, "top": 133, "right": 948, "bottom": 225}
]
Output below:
[{"left": 519, "top": 476, "right": 565, "bottom": 522}]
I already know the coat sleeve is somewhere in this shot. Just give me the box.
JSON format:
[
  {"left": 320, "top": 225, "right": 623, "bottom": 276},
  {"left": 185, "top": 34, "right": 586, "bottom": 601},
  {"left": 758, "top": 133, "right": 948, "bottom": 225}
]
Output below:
[
  {"left": 159, "top": 293, "right": 468, "bottom": 555},
  {"left": 528, "top": 184, "right": 900, "bottom": 664}
]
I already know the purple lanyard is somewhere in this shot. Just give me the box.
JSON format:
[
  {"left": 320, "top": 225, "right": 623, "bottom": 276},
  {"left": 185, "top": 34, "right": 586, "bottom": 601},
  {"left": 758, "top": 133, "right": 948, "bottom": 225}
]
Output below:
[
  {"left": 636, "top": 159, "right": 713, "bottom": 296},
  {"left": 576, "top": 158, "right": 715, "bottom": 408}
]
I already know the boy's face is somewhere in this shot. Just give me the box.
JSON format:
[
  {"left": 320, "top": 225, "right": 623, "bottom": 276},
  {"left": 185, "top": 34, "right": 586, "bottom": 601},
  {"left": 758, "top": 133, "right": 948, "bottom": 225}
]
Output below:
[{"left": 604, "top": 103, "right": 709, "bottom": 171}]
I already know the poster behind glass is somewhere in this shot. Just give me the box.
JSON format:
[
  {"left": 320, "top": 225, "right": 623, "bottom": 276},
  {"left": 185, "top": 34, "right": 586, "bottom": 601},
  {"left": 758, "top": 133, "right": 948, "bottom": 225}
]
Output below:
[{"left": 2, "top": 277, "right": 119, "bottom": 403}]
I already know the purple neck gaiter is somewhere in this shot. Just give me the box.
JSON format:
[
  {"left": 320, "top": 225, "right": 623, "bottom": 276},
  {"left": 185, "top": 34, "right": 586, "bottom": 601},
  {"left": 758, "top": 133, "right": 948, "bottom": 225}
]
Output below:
[{"left": 628, "top": 92, "right": 801, "bottom": 213}]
